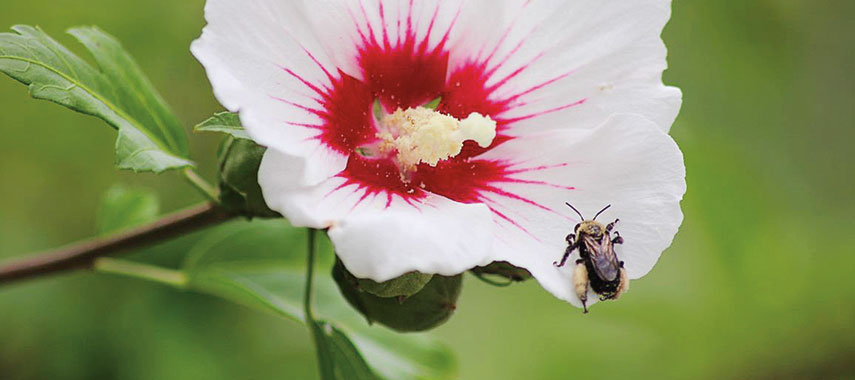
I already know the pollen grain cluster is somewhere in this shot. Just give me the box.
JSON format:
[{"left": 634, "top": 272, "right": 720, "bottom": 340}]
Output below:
[{"left": 377, "top": 106, "right": 496, "bottom": 171}]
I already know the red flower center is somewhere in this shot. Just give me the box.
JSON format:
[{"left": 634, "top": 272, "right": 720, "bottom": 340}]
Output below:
[{"left": 276, "top": 8, "right": 582, "bottom": 217}]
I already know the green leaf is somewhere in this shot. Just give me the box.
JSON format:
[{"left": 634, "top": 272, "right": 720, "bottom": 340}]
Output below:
[
  {"left": 182, "top": 220, "right": 456, "bottom": 380},
  {"left": 195, "top": 112, "right": 250, "bottom": 140},
  {"left": 310, "top": 320, "right": 378, "bottom": 380},
  {"left": 96, "top": 184, "right": 160, "bottom": 234},
  {"left": 0, "top": 25, "right": 192, "bottom": 173}
]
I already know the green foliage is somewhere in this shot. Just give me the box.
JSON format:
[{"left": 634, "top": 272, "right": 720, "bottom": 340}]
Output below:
[
  {"left": 310, "top": 320, "right": 377, "bottom": 380},
  {"left": 333, "top": 260, "right": 463, "bottom": 333},
  {"left": 0, "top": 25, "right": 192, "bottom": 173},
  {"left": 96, "top": 184, "right": 160, "bottom": 234},
  {"left": 180, "top": 220, "right": 457, "bottom": 380},
  {"left": 195, "top": 112, "right": 250, "bottom": 140}
]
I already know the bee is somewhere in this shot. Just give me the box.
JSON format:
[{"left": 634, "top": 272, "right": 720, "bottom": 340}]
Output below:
[{"left": 554, "top": 203, "right": 629, "bottom": 313}]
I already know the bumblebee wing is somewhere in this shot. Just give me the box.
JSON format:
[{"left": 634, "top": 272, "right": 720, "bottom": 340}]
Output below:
[{"left": 585, "top": 234, "right": 620, "bottom": 281}]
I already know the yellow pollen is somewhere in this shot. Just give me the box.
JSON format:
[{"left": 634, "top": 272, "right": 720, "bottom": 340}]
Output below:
[{"left": 377, "top": 107, "right": 497, "bottom": 170}]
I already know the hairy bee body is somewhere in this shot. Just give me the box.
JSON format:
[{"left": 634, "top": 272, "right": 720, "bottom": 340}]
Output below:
[
  {"left": 555, "top": 205, "right": 629, "bottom": 313},
  {"left": 577, "top": 221, "right": 621, "bottom": 298}
]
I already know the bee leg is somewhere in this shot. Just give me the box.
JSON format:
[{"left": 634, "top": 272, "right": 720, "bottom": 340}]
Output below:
[
  {"left": 573, "top": 262, "right": 589, "bottom": 313},
  {"left": 554, "top": 241, "right": 577, "bottom": 267},
  {"left": 565, "top": 233, "right": 575, "bottom": 245},
  {"left": 606, "top": 218, "right": 620, "bottom": 232},
  {"left": 615, "top": 268, "right": 630, "bottom": 300},
  {"left": 554, "top": 249, "right": 570, "bottom": 268},
  {"left": 612, "top": 231, "right": 624, "bottom": 245}
]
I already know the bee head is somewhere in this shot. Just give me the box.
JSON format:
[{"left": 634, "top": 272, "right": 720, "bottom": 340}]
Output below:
[
  {"left": 566, "top": 203, "right": 612, "bottom": 238},
  {"left": 577, "top": 220, "right": 606, "bottom": 238}
]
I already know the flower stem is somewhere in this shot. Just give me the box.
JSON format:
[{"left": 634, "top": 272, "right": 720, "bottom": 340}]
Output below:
[
  {"left": 304, "top": 228, "right": 317, "bottom": 322},
  {"left": 0, "top": 203, "right": 234, "bottom": 286},
  {"left": 183, "top": 168, "right": 219, "bottom": 203},
  {"left": 94, "top": 258, "right": 188, "bottom": 288}
]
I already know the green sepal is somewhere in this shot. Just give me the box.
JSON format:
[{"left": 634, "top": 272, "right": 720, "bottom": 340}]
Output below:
[
  {"left": 357, "top": 271, "right": 434, "bottom": 299},
  {"left": 216, "top": 137, "right": 279, "bottom": 218},
  {"left": 470, "top": 261, "right": 532, "bottom": 283},
  {"left": 333, "top": 259, "right": 462, "bottom": 332}
]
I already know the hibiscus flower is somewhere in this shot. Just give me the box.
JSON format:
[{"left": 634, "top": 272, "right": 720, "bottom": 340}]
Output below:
[{"left": 192, "top": 0, "right": 685, "bottom": 308}]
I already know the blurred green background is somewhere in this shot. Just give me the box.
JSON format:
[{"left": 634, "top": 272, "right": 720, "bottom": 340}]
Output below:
[{"left": 1, "top": 0, "right": 853, "bottom": 379}]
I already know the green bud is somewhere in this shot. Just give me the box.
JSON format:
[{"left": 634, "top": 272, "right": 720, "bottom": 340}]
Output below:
[
  {"left": 470, "top": 261, "right": 532, "bottom": 282},
  {"left": 332, "top": 259, "right": 462, "bottom": 332},
  {"left": 217, "top": 137, "right": 280, "bottom": 218},
  {"left": 357, "top": 271, "right": 434, "bottom": 298}
]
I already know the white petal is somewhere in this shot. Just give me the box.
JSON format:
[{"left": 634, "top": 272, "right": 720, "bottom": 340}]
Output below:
[
  {"left": 259, "top": 149, "right": 495, "bottom": 281},
  {"left": 191, "top": 0, "right": 355, "bottom": 185},
  {"left": 329, "top": 196, "right": 495, "bottom": 282},
  {"left": 458, "top": 0, "right": 680, "bottom": 133},
  {"left": 478, "top": 114, "right": 686, "bottom": 307}
]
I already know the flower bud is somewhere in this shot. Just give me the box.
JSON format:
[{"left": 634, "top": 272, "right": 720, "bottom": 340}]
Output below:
[
  {"left": 332, "top": 259, "right": 462, "bottom": 332},
  {"left": 470, "top": 261, "right": 532, "bottom": 282},
  {"left": 217, "top": 137, "right": 280, "bottom": 218},
  {"left": 356, "top": 271, "right": 434, "bottom": 299}
]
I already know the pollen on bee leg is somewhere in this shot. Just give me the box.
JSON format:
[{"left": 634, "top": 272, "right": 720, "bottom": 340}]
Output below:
[
  {"left": 615, "top": 268, "right": 630, "bottom": 299},
  {"left": 573, "top": 263, "right": 589, "bottom": 312},
  {"left": 376, "top": 106, "right": 497, "bottom": 173}
]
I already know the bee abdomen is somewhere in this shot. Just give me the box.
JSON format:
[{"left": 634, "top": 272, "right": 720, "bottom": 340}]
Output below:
[{"left": 586, "top": 261, "right": 621, "bottom": 299}]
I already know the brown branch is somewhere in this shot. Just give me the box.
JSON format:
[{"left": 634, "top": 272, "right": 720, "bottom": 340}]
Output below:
[{"left": 0, "top": 203, "right": 235, "bottom": 286}]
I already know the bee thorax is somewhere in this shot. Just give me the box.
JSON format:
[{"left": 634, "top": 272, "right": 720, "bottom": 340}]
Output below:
[{"left": 577, "top": 220, "right": 606, "bottom": 238}]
